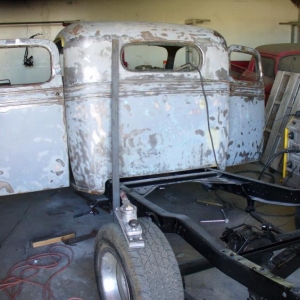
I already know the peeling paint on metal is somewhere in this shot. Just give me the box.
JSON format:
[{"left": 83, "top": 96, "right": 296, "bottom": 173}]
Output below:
[
  {"left": 71, "top": 24, "right": 84, "bottom": 36},
  {"left": 0, "top": 181, "right": 14, "bottom": 194},
  {"left": 227, "top": 93, "right": 264, "bottom": 166},
  {"left": 195, "top": 129, "right": 205, "bottom": 136},
  {"left": 216, "top": 68, "right": 229, "bottom": 81},
  {"left": 0, "top": 39, "right": 69, "bottom": 195},
  {"left": 56, "top": 22, "right": 253, "bottom": 193},
  {"left": 0, "top": 22, "right": 264, "bottom": 196}
]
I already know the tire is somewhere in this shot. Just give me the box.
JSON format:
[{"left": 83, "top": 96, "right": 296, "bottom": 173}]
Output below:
[{"left": 94, "top": 218, "right": 184, "bottom": 300}]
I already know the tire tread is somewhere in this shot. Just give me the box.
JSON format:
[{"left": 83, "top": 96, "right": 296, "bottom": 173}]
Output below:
[{"left": 94, "top": 218, "right": 183, "bottom": 300}]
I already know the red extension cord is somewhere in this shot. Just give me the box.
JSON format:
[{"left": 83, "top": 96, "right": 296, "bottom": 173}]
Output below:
[{"left": 0, "top": 245, "right": 84, "bottom": 300}]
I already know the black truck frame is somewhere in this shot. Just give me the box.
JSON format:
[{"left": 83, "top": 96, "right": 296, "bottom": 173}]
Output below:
[{"left": 104, "top": 168, "right": 300, "bottom": 300}]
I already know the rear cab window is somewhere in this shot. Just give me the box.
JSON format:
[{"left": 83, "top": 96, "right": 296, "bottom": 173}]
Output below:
[
  {"left": 121, "top": 43, "right": 201, "bottom": 72},
  {"left": 278, "top": 55, "right": 300, "bottom": 73}
]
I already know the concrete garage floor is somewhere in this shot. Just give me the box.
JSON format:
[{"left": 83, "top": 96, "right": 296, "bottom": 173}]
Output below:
[{"left": 0, "top": 162, "right": 299, "bottom": 300}]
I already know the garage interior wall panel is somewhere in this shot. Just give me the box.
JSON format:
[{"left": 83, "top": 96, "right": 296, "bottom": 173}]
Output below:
[{"left": 0, "top": 0, "right": 297, "bottom": 47}]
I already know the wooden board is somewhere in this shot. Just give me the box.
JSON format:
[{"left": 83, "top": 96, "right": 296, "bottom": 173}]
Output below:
[
  {"left": 32, "top": 233, "right": 75, "bottom": 248},
  {"left": 261, "top": 71, "right": 300, "bottom": 171}
]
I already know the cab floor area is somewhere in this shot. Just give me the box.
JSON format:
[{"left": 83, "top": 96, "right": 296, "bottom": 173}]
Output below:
[{"left": 0, "top": 162, "right": 299, "bottom": 300}]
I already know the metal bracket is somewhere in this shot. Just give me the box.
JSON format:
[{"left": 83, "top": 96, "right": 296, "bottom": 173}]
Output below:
[
  {"left": 132, "top": 185, "right": 156, "bottom": 196},
  {"left": 279, "top": 21, "right": 300, "bottom": 43},
  {"left": 115, "top": 191, "right": 144, "bottom": 248},
  {"left": 185, "top": 19, "right": 210, "bottom": 25}
]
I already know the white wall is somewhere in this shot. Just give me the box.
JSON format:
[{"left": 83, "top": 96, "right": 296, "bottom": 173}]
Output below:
[{"left": 0, "top": 0, "right": 297, "bottom": 48}]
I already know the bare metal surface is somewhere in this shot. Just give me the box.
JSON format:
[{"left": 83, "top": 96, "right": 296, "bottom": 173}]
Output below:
[
  {"left": 116, "top": 190, "right": 144, "bottom": 248},
  {"left": 227, "top": 91, "right": 264, "bottom": 165},
  {"left": 227, "top": 45, "right": 265, "bottom": 166},
  {"left": 56, "top": 22, "right": 264, "bottom": 194},
  {"left": 0, "top": 39, "right": 69, "bottom": 195}
]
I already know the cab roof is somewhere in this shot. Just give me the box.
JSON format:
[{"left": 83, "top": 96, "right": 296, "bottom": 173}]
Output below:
[
  {"left": 56, "top": 21, "right": 227, "bottom": 47},
  {"left": 255, "top": 43, "right": 300, "bottom": 56}
]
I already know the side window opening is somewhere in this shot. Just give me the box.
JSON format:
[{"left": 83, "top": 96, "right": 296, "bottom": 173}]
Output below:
[
  {"left": 230, "top": 51, "right": 259, "bottom": 82},
  {"left": 122, "top": 43, "right": 201, "bottom": 72},
  {"left": 260, "top": 57, "right": 275, "bottom": 79},
  {"left": 0, "top": 46, "right": 51, "bottom": 86},
  {"left": 173, "top": 46, "right": 200, "bottom": 69}
]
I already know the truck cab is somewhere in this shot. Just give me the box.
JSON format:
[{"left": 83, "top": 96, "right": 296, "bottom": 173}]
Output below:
[{"left": 0, "top": 22, "right": 264, "bottom": 196}]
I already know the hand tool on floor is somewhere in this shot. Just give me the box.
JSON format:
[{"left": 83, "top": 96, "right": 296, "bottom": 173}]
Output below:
[
  {"left": 221, "top": 208, "right": 229, "bottom": 223},
  {"left": 75, "top": 192, "right": 112, "bottom": 214},
  {"left": 64, "top": 230, "right": 97, "bottom": 245},
  {"left": 200, "top": 208, "right": 229, "bottom": 223}
]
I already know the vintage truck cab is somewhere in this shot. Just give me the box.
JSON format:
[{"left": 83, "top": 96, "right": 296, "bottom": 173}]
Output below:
[{"left": 0, "top": 22, "right": 265, "bottom": 196}]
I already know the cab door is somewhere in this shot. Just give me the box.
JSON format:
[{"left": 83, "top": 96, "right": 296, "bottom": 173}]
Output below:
[
  {"left": 227, "top": 45, "right": 265, "bottom": 166},
  {"left": 0, "top": 39, "right": 69, "bottom": 195}
]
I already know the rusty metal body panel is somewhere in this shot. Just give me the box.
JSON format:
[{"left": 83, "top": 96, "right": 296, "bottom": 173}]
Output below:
[
  {"left": 0, "top": 39, "right": 69, "bottom": 195},
  {"left": 227, "top": 45, "right": 265, "bottom": 165},
  {"left": 0, "top": 22, "right": 265, "bottom": 196},
  {"left": 55, "top": 22, "right": 264, "bottom": 194}
]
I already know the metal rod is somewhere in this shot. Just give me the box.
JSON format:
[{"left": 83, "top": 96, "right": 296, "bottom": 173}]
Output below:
[
  {"left": 0, "top": 20, "right": 80, "bottom": 26},
  {"left": 200, "top": 219, "right": 226, "bottom": 223},
  {"left": 200, "top": 208, "right": 229, "bottom": 223},
  {"left": 111, "top": 39, "right": 120, "bottom": 222}
]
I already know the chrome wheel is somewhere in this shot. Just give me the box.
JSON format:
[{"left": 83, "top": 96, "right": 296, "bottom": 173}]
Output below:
[{"left": 100, "top": 249, "right": 130, "bottom": 300}]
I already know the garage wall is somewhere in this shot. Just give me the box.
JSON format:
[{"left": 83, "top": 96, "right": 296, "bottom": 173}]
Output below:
[{"left": 0, "top": 0, "right": 297, "bottom": 48}]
